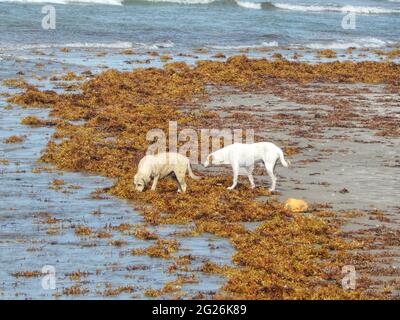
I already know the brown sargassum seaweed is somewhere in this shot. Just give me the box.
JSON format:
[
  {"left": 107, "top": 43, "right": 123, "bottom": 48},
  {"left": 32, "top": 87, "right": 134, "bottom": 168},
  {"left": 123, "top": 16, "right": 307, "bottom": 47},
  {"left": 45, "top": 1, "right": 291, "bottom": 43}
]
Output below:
[{"left": 9, "top": 56, "right": 400, "bottom": 299}]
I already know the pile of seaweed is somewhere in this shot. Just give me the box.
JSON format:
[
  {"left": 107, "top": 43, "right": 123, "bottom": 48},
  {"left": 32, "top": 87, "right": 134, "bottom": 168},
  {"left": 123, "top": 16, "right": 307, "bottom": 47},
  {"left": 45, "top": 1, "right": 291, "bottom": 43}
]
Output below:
[{"left": 9, "top": 56, "right": 400, "bottom": 299}]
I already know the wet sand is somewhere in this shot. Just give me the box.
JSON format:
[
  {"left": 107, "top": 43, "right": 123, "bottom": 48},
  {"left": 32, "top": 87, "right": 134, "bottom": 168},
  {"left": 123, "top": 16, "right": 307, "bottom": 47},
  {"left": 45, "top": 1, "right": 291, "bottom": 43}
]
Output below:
[{"left": 202, "top": 88, "right": 399, "bottom": 214}]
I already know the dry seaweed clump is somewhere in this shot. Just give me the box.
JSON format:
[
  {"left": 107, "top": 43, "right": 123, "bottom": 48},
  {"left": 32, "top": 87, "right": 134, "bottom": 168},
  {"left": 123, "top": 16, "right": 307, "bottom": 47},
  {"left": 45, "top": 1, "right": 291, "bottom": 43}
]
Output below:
[
  {"left": 12, "top": 56, "right": 398, "bottom": 299},
  {"left": 21, "top": 116, "right": 58, "bottom": 127},
  {"left": 102, "top": 285, "right": 135, "bottom": 297},
  {"left": 74, "top": 225, "right": 93, "bottom": 236},
  {"left": 11, "top": 271, "right": 42, "bottom": 278},
  {"left": 212, "top": 53, "right": 226, "bottom": 59},
  {"left": 221, "top": 214, "right": 366, "bottom": 299},
  {"left": 50, "top": 72, "right": 84, "bottom": 82},
  {"left": 144, "top": 275, "right": 197, "bottom": 298},
  {"left": 160, "top": 55, "right": 172, "bottom": 62},
  {"left": 108, "top": 239, "right": 128, "bottom": 247},
  {"left": 63, "top": 284, "right": 89, "bottom": 296},
  {"left": 2, "top": 78, "right": 30, "bottom": 89},
  {"left": 133, "top": 227, "right": 158, "bottom": 240},
  {"left": 131, "top": 239, "right": 180, "bottom": 259},
  {"left": 316, "top": 50, "right": 337, "bottom": 59},
  {"left": 387, "top": 49, "right": 400, "bottom": 59},
  {"left": 67, "top": 270, "right": 91, "bottom": 281},
  {"left": 8, "top": 87, "right": 58, "bottom": 108},
  {"left": 374, "top": 49, "right": 400, "bottom": 60},
  {"left": 272, "top": 53, "right": 283, "bottom": 60},
  {"left": 193, "top": 56, "right": 400, "bottom": 87},
  {"left": 3, "top": 135, "right": 25, "bottom": 144}
]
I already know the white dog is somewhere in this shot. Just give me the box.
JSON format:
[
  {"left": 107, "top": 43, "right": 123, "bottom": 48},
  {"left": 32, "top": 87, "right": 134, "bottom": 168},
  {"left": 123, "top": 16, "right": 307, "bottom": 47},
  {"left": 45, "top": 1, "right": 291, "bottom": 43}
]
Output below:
[
  {"left": 203, "top": 142, "right": 289, "bottom": 191},
  {"left": 134, "top": 152, "right": 199, "bottom": 192}
]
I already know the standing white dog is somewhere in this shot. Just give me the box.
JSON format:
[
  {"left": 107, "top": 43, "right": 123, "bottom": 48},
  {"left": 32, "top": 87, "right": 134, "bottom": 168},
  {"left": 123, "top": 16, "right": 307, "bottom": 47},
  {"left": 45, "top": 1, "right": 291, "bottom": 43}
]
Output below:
[
  {"left": 203, "top": 142, "right": 289, "bottom": 191},
  {"left": 134, "top": 152, "right": 199, "bottom": 193}
]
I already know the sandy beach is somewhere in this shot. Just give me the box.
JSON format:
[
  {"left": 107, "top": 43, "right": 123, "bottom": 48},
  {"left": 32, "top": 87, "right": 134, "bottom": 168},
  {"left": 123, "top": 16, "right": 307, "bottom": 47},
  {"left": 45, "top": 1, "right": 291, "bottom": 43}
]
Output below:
[
  {"left": 202, "top": 86, "right": 399, "bottom": 213},
  {"left": 0, "top": 47, "right": 399, "bottom": 300}
]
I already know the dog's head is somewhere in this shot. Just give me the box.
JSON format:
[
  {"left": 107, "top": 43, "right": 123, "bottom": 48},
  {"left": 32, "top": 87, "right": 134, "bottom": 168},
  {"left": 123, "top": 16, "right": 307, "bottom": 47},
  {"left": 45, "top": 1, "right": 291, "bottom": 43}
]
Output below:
[
  {"left": 203, "top": 154, "right": 212, "bottom": 167},
  {"left": 203, "top": 153, "right": 224, "bottom": 167},
  {"left": 133, "top": 173, "right": 149, "bottom": 192}
]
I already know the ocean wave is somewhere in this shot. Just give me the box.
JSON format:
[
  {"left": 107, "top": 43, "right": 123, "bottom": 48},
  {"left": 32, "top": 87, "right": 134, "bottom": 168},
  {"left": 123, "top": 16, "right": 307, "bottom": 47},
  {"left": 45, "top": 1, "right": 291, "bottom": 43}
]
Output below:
[
  {"left": 0, "top": 0, "right": 123, "bottom": 4},
  {"left": 0, "top": 0, "right": 217, "bottom": 4},
  {"left": 1, "top": 0, "right": 399, "bottom": 13},
  {"left": 305, "top": 38, "right": 394, "bottom": 50},
  {"left": 207, "top": 41, "right": 278, "bottom": 49},
  {"left": 236, "top": 1, "right": 261, "bottom": 9},
  {"left": 145, "top": 0, "right": 215, "bottom": 3},
  {"left": 0, "top": 41, "right": 174, "bottom": 51},
  {"left": 139, "top": 0, "right": 400, "bottom": 14},
  {"left": 273, "top": 3, "right": 400, "bottom": 14}
]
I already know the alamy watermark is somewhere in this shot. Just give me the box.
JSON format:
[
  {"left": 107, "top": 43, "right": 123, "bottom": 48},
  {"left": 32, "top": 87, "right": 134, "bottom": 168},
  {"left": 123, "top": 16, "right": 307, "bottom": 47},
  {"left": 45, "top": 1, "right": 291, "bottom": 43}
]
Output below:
[
  {"left": 41, "top": 5, "right": 56, "bottom": 30},
  {"left": 342, "top": 265, "right": 356, "bottom": 290},
  {"left": 41, "top": 265, "right": 56, "bottom": 290},
  {"left": 342, "top": 12, "right": 356, "bottom": 30},
  {"left": 146, "top": 121, "right": 254, "bottom": 164}
]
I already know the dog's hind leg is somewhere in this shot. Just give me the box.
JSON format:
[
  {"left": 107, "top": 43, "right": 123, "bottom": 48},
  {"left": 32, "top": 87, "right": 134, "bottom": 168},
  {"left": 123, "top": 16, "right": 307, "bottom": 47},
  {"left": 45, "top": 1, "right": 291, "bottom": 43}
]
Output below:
[
  {"left": 247, "top": 165, "right": 255, "bottom": 189},
  {"left": 178, "top": 178, "right": 187, "bottom": 193},
  {"left": 265, "top": 163, "right": 277, "bottom": 192},
  {"left": 175, "top": 171, "right": 187, "bottom": 193},
  {"left": 151, "top": 175, "right": 160, "bottom": 191},
  {"left": 228, "top": 163, "right": 239, "bottom": 190}
]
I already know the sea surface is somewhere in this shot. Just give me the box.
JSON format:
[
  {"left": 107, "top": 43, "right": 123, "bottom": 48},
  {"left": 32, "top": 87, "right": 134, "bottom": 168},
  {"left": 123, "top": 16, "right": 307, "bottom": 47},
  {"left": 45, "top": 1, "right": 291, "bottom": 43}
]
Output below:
[{"left": 0, "top": 0, "right": 399, "bottom": 63}]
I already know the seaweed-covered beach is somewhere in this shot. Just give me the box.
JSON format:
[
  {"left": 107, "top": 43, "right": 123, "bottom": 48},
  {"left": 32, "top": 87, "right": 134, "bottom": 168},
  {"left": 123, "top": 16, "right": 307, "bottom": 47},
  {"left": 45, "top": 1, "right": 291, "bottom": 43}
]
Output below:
[{"left": 1, "top": 47, "right": 399, "bottom": 299}]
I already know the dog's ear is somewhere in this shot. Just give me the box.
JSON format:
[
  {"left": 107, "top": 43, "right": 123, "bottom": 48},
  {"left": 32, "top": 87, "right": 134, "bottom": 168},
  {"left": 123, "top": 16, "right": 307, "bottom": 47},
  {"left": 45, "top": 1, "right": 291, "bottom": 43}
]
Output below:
[{"left": 208, "top": 154, "right": 213, "bottom": 164}]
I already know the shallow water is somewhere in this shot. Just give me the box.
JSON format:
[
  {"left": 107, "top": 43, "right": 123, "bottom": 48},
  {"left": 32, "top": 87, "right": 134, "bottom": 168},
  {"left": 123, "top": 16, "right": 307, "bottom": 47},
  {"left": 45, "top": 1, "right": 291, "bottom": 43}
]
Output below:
[{"left": 0, "top": 60, "right": 233, "bottom": 299}]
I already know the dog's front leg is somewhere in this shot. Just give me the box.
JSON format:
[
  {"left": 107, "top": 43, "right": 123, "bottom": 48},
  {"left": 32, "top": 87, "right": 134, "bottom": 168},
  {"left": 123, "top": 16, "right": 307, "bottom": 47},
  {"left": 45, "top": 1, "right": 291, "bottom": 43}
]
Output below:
[
  {"left": 151, "top": 175, "right": 160, "bottom": 191},
  {"left": 247, "top": 165, "right": 255, "bottom": 189},
  {"left": 228, "top": 164, "right": 239, "bottom": 190},
  {"left": 248, "top": 173, "right": 255, "bottom": 189}
]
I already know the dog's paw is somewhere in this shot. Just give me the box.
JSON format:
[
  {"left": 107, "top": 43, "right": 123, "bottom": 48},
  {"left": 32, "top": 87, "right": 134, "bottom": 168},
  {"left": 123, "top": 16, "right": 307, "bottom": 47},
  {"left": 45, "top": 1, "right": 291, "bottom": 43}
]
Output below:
[
  {"left": 268, "top": 188, "right": 275, "bottom": 192},
  {"left": 227, "top": 186, "right": 235, "bottom": 190}
]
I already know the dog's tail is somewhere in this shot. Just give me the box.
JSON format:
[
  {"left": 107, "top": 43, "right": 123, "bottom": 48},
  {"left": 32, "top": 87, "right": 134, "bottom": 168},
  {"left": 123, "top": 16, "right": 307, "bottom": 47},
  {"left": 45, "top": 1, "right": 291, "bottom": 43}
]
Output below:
[
  {"left": 187, "top": 162, "right": 201, "bottom": 180},
  {"left": 278, "top": 149, "right": 290, "bottom": 168}
]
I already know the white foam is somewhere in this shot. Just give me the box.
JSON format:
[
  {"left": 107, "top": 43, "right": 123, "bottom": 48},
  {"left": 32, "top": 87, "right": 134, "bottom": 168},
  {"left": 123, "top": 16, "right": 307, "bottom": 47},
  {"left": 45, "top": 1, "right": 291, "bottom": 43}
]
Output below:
[
  {"left": 208, "top": 41, "right": 278, "bottom": 50},
  {"left": 0, "top": 0, "right": 123, "bottom": 4},
  {"left": 274, "top": 3, "right": 400, "bottom": 14},
  {"left": 145, "top": 0, "right": 215, "bottom": 3},
  {"left": 306, "top": 38, "right": 392, "bottom": 50},
  {"left": 136, "top": 40, "right": 175, "bottom": 49},
  {"left": 0, "top": 41, "right": 175, "bottom": 51},
  {"left": 236, "top": 1, "right": 262, "bottom": 10}
]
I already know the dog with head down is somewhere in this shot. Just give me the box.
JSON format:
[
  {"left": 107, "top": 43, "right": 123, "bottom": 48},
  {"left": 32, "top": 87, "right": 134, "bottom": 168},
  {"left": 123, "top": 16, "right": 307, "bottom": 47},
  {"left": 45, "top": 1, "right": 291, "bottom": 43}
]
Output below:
[
  {"left": 134, "top": 152, "right": 199, "bottom": 193},
  {"left": 204, "top": 142, "right": 290, "bottom": 191}
]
